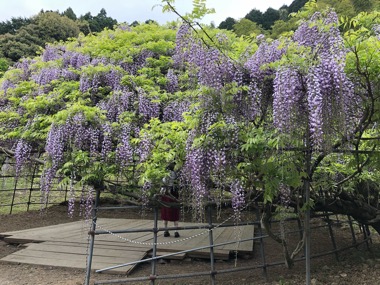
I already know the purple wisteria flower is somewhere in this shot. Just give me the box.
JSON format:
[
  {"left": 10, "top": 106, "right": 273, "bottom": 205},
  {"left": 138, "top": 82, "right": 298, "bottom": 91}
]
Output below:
[
  {"left": 231, "top": 179, "right": 245, "bottom": 222},
  {"left": 14, "top": 139, "right": 32, "bottom": 177}
]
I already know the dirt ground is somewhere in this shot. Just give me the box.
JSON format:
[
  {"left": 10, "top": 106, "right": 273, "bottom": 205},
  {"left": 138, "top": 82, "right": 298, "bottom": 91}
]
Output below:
[{"left": 1, "top": 201, "right": 380, "bottom": 285}]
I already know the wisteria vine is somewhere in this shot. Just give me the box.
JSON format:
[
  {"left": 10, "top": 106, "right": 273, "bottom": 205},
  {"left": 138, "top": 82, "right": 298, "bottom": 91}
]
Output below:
[{"left": 0, "top": 10, "right": 376, "bottom": 221}]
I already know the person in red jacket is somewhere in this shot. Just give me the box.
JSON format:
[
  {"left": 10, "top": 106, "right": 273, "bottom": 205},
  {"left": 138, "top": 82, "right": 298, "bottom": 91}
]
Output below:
[{"left": 161, "top": 163, "right": 180, "bottom": 238}]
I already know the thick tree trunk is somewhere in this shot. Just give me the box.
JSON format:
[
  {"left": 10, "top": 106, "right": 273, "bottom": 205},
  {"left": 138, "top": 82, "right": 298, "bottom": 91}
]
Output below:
[{"left": 314, "top": 192, "right": 380, "bottom": 234}]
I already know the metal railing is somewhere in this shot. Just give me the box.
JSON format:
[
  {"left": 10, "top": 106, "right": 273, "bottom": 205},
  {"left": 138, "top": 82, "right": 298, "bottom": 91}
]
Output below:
[{"left": 83, "top": 190, "right": 372, "bottom": 285}]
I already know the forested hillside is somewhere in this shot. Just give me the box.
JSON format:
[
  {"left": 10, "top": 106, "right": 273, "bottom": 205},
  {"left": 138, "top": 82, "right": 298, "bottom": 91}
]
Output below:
[{"left": 0, "top": 8, "right": 117, "bottom": 75}]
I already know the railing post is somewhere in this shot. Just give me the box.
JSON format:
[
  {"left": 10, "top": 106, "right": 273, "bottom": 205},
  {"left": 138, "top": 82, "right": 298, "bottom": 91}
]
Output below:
[
  {"left": 207, "top": 205, "right": 216, "bottom": 285},
  {"left": 85, "top": 188, "right": 101, "bottom": 285},
  {"left": 27, "top": 163, "right": 39, "bottom": 211},
  {"left": 150, "top": 206, "right": 159, "bottom": 285}
]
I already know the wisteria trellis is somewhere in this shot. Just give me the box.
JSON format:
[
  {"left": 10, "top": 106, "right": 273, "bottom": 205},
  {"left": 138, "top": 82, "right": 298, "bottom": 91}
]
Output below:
[{"left": 0, "top": 10, "right": 379, "bottom": 225}]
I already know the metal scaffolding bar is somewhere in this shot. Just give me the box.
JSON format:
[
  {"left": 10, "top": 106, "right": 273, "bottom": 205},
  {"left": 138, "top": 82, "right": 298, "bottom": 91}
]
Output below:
[
  {"left": 150, "top": 207, "right": 158, "bottom": 285},
  {"left": 84, "top": 188, "right": 101, "bottom": 285}
]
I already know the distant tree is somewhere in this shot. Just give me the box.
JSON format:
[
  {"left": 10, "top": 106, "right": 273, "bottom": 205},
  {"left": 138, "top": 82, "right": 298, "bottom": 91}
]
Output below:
[
  {"left": 0, "top": 21, "right": 13, "bottom": 35},
  {"left": 80, "top": 9, "right": 117, "bottom": 34},
  {"left": 262, "top": 8, "right": 280, "bottom": 30},
  {"left": 351, "top": 0, "right": 374, "bottom": 12},
  {"left": 81, "top": 12, "right": 97, "bottom": 33},
  {"left": 0, "top": 11, "right": 80, "bottom": 62},
  {"left": 0, "top": 21, "right": 12, "bottom": 34},
  {"left": 16, "top": 24, "right": 43, "bottom": 45},
  {"left": 0, "top": 27, "right": 41, "bottom": 61},
  {"left": 0, "top": 7, "right": 118, "bottom": 64},
  {"left": 233, "top": 18, "right": 262, "bottom": 37},
  {"left": 145, "top": 19, "right": 158, "bottom": 25},
  {"left": 245, "top": 9, "right": 263, "bottom": 25},
  {"left": 278, "top": 5, "right": 289, "bottom": 21},
  {"left": 218, "top": 17, "right": 236, "bottom": 30},
  {"left": 288, "top": 0, "right": 308, "bottom": 13},
  {"left": 62, "top": 7, "right": 77, "bottom": 21},
  {"left": 34, "top": 12, "right": 80, "bottom": 42},
  {"left": 0, "top": 17, "right": 31, "bottom": 35},
  {"left": 0, "top": 57, "right": 9, "bottom": 77},
  {"left": 79, "top": 13, "right": 94, "bottom": 34},
  {"left": 318, "top": 0, "right": 357, "bottom": 18},
  {"left": 76, "top": 19, "right": 91, "bottom": 34},
  {"left": 96, "top": 8, "right": 117, "bottom": 30},
  {"left": 130, "top": 21, "right": 140, "bottom": 27}
]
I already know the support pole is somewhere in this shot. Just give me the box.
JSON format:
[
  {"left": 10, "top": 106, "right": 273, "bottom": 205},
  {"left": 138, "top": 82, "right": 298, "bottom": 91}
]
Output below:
[
  {"left": 305, "top": 147, "right": 311, "bottom": 285},
  {"left": 10, "top": 176, "right": 18, "bottom": 214},
  {"left": 27, "top": 163, "right": 39, "bottom": 211},
  {"left": 85, "top": 188, "right": 101, "bottom": 285},
  {"left": 207, "top": 205, "right": 216, "bottom": 285},
  {"left": 362, "top": 224, "right": 371, "bottom": 251},
  {"left": 305, "top": 184, "right": 311, "bottom": 285},
  {"left": 325, "top": 212, "right": 339, "bottom": 261},
  {"left": 255, "top": 205, "right": 267, "bottom": 281},
  {"left": 347, "top": 215, "right": 357, "bottom": 247},
  {"left": 150, "top": 206, "right": 159, "bottom": 285}
]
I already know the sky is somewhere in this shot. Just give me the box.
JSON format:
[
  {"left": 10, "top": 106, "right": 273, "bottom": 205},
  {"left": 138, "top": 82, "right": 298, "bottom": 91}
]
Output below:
[{"left": 0, "top": 0, "right": 294, "bottom": 26}]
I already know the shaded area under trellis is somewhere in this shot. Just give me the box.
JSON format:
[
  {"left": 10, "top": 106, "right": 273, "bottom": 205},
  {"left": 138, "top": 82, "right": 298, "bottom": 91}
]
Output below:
[{"left": 0, "top": 159, "right": 69, "bottom": 214}]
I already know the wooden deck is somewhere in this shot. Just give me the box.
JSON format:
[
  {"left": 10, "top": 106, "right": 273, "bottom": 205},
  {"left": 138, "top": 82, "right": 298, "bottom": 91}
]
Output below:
[{"left": 0, "top": 218, "right": 254, "bottom": 274}]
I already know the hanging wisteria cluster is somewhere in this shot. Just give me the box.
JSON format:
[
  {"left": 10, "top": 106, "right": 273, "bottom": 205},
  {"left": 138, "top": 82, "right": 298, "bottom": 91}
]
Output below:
[
  {"left": 273, "top": 11, "right": 360, "bottom": 148},
  {"left": 230, "top": 179, "right": 245, "bottom": 222},
  {"left": 173, "top": 24, "right": 238, "bottom": 91},
  {"left": 116, "top": 126, "right": 134, "bottom": 168},
  {"left": 13, "top": 139, "right": 32, "bottom": 178},
  {"left": 243, "top": 36, "right": 285, "bottom": 121},
  {"left": 162, "top": 99, "right": 191, "bottom": 122}
]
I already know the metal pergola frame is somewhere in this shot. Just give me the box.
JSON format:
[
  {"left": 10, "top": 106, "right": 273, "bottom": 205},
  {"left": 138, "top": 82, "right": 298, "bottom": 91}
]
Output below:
[{"left": 84, "top": 189, "right": 373, "bottom": 285}]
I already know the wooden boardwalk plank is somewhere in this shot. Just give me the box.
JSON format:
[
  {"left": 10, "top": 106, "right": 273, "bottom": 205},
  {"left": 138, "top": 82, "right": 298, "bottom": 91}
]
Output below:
[
  {"left": 216, "top": 226, "right": 238, "bottom": 252},
  {"left": 147, "top": 250, "right": 186, "bottom": 260},
  {"left": 216, "top": 225, "right": 255, "bottom": 252},
  {"left": 0, "top": 218, "right": 255, "bottom": 273},
  {"left": 40, "top": 240, "right": 150, "bottom": 252},
  {"left": 25, "top": 242, "right": 149, "bottom": 258},
  {"left": 1, "top": 250, "right": 142, "bottom": 274}
]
